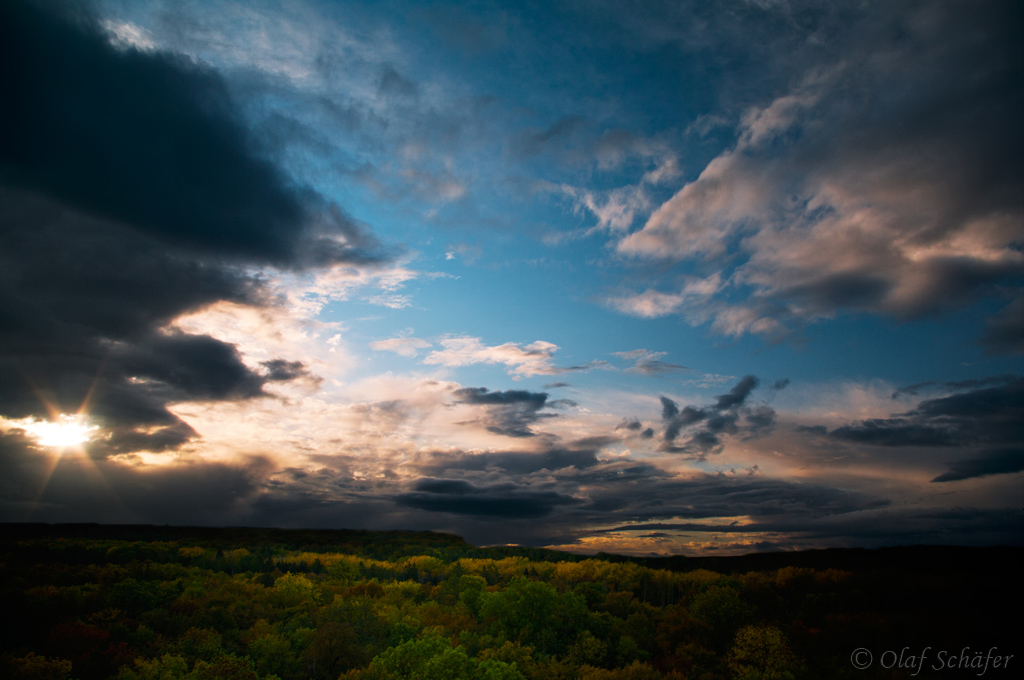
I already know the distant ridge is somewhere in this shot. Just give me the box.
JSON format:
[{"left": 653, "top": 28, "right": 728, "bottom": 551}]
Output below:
[
  {"left": 3, "top": 522, "right": 1020, "bottom": 576},
  {"left": 615, "top": 544, "right": 1023, "bottom": 575}
]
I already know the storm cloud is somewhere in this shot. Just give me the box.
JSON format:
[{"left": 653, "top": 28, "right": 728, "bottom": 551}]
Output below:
[
  {"left": 0, "top": 1, "right": 387, "bottom": 454},
  {"left": 1, "top": 0, "right": 380, "bottom": 267}
]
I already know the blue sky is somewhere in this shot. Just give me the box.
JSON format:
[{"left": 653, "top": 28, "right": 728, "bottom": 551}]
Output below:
[{"left": 1, "top": 0, "right": 1022, "bottom": 554}]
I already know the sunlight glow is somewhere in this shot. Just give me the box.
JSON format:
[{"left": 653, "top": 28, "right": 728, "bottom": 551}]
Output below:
[{"left": 18, "top": 415, "right": 99, "bottom": 448}]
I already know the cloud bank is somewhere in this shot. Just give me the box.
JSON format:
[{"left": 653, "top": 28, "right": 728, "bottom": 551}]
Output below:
[
  {"left": 0, "top": 1, "right": 387, "bottom": 453},
  {"left": 612, "top": 0, "right": 1024, "bottom": 346}
]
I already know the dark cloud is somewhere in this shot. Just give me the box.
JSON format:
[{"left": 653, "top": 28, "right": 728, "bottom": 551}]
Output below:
[
  {"left": 616, "top": 418, "right": 643, "bottom": 431},
  {"left": 102, "top": 422, "right": 198, "bottom": 456},
  {"left": 980, "top": 295, "right": 1024, "bottom": 355},
  {"left": 3, "top": 331, "right": 317, "bottom": 459},
  {"left": 559, "top": 360, "right": 613, "bottom": 373},
  {"left": 0, "top": 431, "right": 273, "bottom": 525},
  {"left": 454, "top": 387, "right": 547, "bottom": 407},
  {"left": 573, "top": 473, "right": 890, "bottom": 532},
  {"left": 1, "top": 1, "right": 382, "bottom": 268},
  {"left": 659, "top": 375, "right": 776, "bottom": 455},
  {"left": 0, "top": 417, "right": 1011, "bottom": 550},
  {"left": 891, "top": 375, "right": 1016, "bottom": 399},
  {"left": 659, "top": 396, "right": 679, "bottom": 420},
  {"left": 116, "top": 332, "right": 266, "bottom": 401},
  {"left": 397, "top": 479, "right": 580, "bottom": 519},
  {"left": 0, "top": 1, "right": 386, "bottom": 455},
  {"left": 453, "top": 387, "right": 557, "bottom": 438},
  {"left": 626, "top": 358, "right": 689, "bottom": 376},
  {"left": 261, "top": 359, "right": 317, "bottom": 383},
  {"left": 0, "top": 190, "right": 261, "bottom": 342},
  {"left": 412, "top": 478, "right": 475, "bottom": 495},
  {"left": 822, "top": 377, "right": 1024, "bottom": 483},
  {"left": 944, "top": 375, "right": 1019, "bottom": 391},
  {"left": 830, "top": 420, "right": 957, "bottom": 447},
  {"left": 385, "top": 451, "right": 897, "bottom": 543},
  {"left": 662, "top": 405, "right": 705, "bottom": 443},
  {"left": 932, "top": 448, "right": 1024, "bottom": 483},
  {"left": 416, "top": 444, "right": 601, "bottom": 476},
  {"left": 714, "top": 375, "right": 758, "bottom": 410},
  {"left": 891, "top": 381, "right": 938, "bottom": 399},
  {"left": 914, "top": 379, "right": 1024, "bottom": 423},
  {"left": 615, "top": 350, "right": 689, "bottom": 377},
  {"left": 831, "top": 378, "right": 1023, "bottom": 450},
  {"left": 777, "top": 273, "right": 892, "bottom": 315},
  {"left": 0, "top": 202, "right": 275, "bottom": 448},
  {"left": 743, "top": 406, "right": 777, "bottom": 434}
]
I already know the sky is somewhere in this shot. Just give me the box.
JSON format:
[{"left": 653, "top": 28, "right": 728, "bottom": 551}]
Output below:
[{"left": 1, "top": 0, "right": 1022, "bottom": 555}]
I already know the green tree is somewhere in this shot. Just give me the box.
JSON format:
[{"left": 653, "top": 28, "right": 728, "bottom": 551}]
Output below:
[
  {"left": 457, "top": 575, "right": 488, "bottom": 619},
  {"left": 477, "top": 658, "right": 527, "bottom": 680},
  {"left": 361, "top": 637, "right": 524, "bottom": 680},
  {"left": 479, "top": 578, "right": 589, "bottom": 655},
  {"left": 577, "top": 661, "right": 662, "bottom": 680},
  {"left": 247, "top": 633, "right": 293, "bottom": 679},
  {"left": 568, "top": 630, "right": 607, "bottom": 667},
  {"left": 727, "top": 625, "right": 799, "bottom": 680},
  {"left": 689, "top": 585, "right": 752, "bottom": 650},
  {"left": 188, "top": 654, "right": 260, "bottom": 680},
  {"left": 364, "top": 637, "right": 448, "bottom": 680},
  {"left": 270, "top": 574, "right": 320, "bottom": 608},
  {"left": 115, "top": 654, "right": 190, "bottom": 680},
  {"left": 176, "top": 628, "right": 223, "bottom": 662}
]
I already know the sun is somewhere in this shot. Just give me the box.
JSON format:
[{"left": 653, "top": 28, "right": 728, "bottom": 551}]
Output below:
[{"left": 19, "top": 414, "right": 99, "bottom": 449}]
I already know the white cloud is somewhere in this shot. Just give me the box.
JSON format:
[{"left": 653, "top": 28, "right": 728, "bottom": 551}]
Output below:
[
  {"left": 562, "top": 183, "right": 651, "bottom": 233},
  {"left": 102, "top": 20, "right": 156, "bottom": 51},
  {"left": 557, "top": 156, "right": 681, "bottom": 235},
  {"left": 605, "top": 290, "right": 685, "bottom": 318},
  {"left": 364, "top": 293, "right": 413, "bottom": 309},
  {"left": 613, "top": 349, "right": 688, "bottom": 376},
  {"left": 170, "top": 299, "right": 354, "bottom": 383},
  {"left": 422, "top": 337, "right": 563, "bottom": 378},
  {"left": 167, "top": 261, "right": 431, "bottom": 392},
  {"left": 614, "top": 26, "right": 1024, "bottom": 340},
  {"left": 371, "top": 337, "right": 432, "bottom": 357}
]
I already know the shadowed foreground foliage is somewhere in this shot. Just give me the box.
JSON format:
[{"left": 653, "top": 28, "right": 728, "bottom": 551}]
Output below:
[{"left": 1, "top": 524, "right": 1018, "bottom": 680}]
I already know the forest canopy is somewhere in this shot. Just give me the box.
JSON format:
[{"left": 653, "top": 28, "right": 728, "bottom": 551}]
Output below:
[{"left": 1, "top": 524, "right": 1018, "bottom": 680}]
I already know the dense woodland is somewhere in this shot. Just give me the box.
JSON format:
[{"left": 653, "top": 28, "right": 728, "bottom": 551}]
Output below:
[{"left": 1, "top": 525, "right": 1018, "bottom": 680}]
